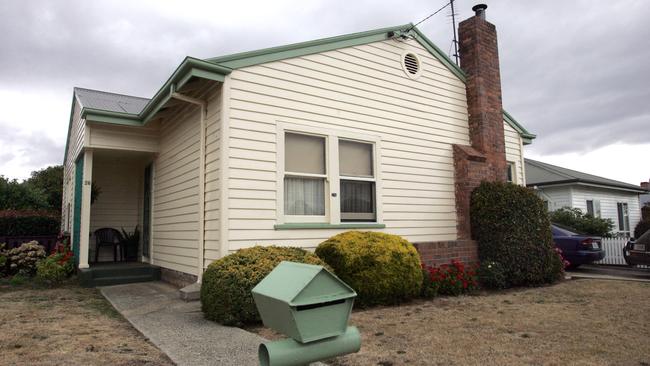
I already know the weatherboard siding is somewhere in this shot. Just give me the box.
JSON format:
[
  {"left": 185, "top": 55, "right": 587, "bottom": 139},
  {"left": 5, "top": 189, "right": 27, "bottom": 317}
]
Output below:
[
  {"left": 62, "top": 99, "right": 85, "bottom": 233},
  {"left": 536, "top": 186, "right": 572, "bottom": 211},
  {"left": 152, "top": 106, "right": 201, "bottom": 275},
  {"left": 570, "top": 186, "right": 641, "bottom": 235},
  {"left": 504, "top": 121, "right": 525, "bottom": 185},
  {"left": 203, "top": 88, "right": 222, "bottom": 269},
  {"left": 87, "top": 123, "right": 159, "bottom": 153},
  {"left": 224, "top": 38, "right": 470, "bottom": 252}
]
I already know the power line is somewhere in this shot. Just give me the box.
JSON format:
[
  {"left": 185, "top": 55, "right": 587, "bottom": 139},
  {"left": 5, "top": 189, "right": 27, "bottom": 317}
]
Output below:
[{"left": 406, "top": 1, "right": 453, "bottom": 33}]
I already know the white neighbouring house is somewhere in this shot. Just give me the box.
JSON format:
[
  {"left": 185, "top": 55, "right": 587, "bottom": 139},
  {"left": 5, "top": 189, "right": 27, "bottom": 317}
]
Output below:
[
  {"left": 62, "top": 8, "right": 536, "bottom": 285},
  {"left": 525, "top": 159, "right": 648, "bottom": 237}
]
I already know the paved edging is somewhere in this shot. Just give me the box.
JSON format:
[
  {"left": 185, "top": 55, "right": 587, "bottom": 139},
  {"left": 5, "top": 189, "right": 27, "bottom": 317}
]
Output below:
[{"left": 100, "top": 281, "right": 264, "bottom": 366}]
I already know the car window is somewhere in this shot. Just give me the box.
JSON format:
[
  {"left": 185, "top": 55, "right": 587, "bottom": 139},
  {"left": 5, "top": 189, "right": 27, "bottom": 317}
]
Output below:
[{"left": 551, "top": 225, "right": 578, "bottom": 236}]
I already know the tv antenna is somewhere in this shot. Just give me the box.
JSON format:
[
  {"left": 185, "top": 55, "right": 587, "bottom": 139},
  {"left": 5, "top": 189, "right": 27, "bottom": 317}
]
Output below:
[{"left": 450, "top": 0, "right": 460, "bottom": 65}]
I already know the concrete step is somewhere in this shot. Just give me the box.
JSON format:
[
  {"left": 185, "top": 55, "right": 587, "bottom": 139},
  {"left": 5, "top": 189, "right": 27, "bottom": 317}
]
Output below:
[
  {"left": 92, "top": 274, "right": 158, "bottom": 287},
  {"left": 79, "top": 263, "right": 161, "bottom": 287}
]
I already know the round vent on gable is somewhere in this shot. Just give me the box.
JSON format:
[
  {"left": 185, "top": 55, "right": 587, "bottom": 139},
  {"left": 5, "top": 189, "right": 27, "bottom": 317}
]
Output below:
[{"left": 401, "top": 52, "right": 422, "bottom": 78}]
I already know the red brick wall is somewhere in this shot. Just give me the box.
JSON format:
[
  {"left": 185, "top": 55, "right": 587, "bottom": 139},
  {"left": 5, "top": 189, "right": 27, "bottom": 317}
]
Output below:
[
  {"left": 452, "top": 11, "right": 508, "bottom": 240},
  {"left": 413, "top": 240, "right": 478, "bottom": 268}
]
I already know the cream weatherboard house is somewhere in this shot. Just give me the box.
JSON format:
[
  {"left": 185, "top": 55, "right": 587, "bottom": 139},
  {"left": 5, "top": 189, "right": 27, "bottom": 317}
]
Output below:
[{"left": 62, "top": 9, "right": 535, "bottom": 285}]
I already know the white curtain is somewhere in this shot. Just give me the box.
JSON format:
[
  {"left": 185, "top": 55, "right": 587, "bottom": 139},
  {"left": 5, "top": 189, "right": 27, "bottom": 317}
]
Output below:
[{"left": 284, "top": 177, "right": 325, "bottom": 215}]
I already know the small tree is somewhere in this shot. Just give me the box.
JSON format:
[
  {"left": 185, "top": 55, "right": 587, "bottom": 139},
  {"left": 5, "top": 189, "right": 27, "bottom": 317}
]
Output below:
[
  {"left": 25, "top": 165, "right": 63, "bottom": 211},
  {"left": 471, "top": 182, "right": 564, "bottom": 288},
  {"left": 0, "top": 176, "right": 49, "bottom": 211},
  {"left": 549, "top": 207, "right": 614, "bottom": 237}
]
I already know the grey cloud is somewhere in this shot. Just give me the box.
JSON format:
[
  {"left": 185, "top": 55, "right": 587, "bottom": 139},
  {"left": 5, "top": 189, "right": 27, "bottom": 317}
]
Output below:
[
  {"left": 0, "top": 0, "right": 648, "bottom": 172},
  {"left": 0, "top": 122, "right": 64, "bottom": 175}
]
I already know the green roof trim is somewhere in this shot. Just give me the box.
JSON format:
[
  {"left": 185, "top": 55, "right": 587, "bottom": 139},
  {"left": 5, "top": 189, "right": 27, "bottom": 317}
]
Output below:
[
  {"left": 62, "top": 95, "right": 78, "bottom": 164},
  {"left": 207, "top": 24, "right": 411, "bottom": 69},
  {"left": 503, "top": 109, "right": 536, "bottom": 145},
  {"left": 407, "top": 27, "right": 467, "bottom": 82}
]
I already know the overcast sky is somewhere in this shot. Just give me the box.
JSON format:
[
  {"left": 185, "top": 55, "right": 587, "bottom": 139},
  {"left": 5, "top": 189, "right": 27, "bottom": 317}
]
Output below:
[{"left": 1, "top": 0, "right": 648, "bottom": 186}]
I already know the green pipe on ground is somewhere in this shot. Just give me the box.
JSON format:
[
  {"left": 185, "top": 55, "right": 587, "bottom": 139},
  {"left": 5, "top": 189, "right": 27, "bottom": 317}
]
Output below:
[{"left": 259, "top": 326, "right": 361, "bottom": 366}]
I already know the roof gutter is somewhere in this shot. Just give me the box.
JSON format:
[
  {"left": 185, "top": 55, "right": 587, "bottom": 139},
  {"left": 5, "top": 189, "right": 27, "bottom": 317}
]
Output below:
[{"left": 527, "top": 180, "right": 647, "bottom": 194}]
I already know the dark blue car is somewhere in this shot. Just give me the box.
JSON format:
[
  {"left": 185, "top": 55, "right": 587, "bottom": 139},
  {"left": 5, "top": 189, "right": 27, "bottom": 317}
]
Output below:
[{"left": 551, "top": 224, "right": 605, "bottom": 269}]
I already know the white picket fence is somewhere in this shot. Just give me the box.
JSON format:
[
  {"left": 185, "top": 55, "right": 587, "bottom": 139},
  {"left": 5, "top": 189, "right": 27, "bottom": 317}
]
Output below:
[
  {"left": 595, "top": 237, "right": 649, "bottom": 268},
  {"left": 596, "top": 237, "right": 628, "bottom": 265}
]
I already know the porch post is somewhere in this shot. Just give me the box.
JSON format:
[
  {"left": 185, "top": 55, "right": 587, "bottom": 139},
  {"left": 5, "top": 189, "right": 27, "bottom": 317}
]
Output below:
[{"left": 78, "top": 149, "right": 93, "bottom": 269}]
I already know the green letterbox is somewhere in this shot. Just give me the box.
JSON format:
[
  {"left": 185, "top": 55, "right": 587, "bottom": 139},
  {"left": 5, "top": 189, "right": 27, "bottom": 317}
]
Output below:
[{"left": 252, "top": 261, "right": 356, "bottom": 343}]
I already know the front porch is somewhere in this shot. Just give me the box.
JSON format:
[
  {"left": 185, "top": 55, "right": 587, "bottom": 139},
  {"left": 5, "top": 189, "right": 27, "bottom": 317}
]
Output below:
[{"left": 72, "top": 148, "right": 156, "bottom": 270}]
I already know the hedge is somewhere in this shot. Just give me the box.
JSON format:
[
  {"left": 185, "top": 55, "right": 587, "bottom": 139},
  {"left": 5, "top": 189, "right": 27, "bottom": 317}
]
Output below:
[
  {"left": 470, "top": 182, "right": 564, "bottom": 287},
  {"left": 0, "top": 210, "right": 60, "bottom": 236},
  {"left": 315, "top": 231, "right": 422, "bottom": 307},
  {"left": 201, "top": 246, "right": 328, "bottom": 326}
]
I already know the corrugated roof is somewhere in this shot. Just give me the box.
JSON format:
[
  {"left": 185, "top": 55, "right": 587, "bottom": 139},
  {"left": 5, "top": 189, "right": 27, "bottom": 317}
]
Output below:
[
  {"left": 74, "top": 87, "right": 149, "bottom": 114},
  {"left": 525, "top": 158, "right": 646, "bottom": 192}
]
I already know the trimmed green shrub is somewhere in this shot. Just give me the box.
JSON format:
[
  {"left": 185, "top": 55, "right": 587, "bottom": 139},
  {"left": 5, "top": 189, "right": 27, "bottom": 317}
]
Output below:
[
  {"left": 315, "top": 231, "right": 422, "bottom": 307},
  {"left": 477, "top": 260, "right": 507, "bottom": 290},
  {"left": 7, "top": 241, "right": 46, "bottom": 275},
  {"left": 634, "top": 220, "right": 650, "bottom": 239},
  {"left": 0, "top": 210, "right": 60, "bottom": 236},
  {"left": 549, "top": 207, "right": 614, "bottom": 237},
  {"left": 471, "top": 182, "right": 564, "bottom": 287},
  {"left": 201, "top": 246, "right": 328, "bottom": 326}
]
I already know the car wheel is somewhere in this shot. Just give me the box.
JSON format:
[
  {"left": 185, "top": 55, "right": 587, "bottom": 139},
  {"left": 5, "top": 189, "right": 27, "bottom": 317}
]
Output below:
[{"left": 623, "top": 248, "right": 633, "bottom": 266}]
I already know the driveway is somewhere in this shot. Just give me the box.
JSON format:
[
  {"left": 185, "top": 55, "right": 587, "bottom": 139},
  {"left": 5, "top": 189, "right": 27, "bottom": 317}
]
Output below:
[{"left": 567, "top": 264, "right": 650, "bottom": 282}]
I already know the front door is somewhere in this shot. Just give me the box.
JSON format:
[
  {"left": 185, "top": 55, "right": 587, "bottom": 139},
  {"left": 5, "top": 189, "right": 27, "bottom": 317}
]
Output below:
[{"left": 142, "top": 164, "right": 152, "bottom": 258}]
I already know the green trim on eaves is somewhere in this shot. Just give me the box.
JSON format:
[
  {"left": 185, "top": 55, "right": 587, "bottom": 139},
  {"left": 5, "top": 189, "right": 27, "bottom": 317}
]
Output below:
[
  {"left": 208, "top": 24, "right": 411, "bottom": 69},
  {"left": 62, "top": 94, "right": 77, "bottom": 164},
  {"left": 503, "top": 109, "right": 536, "bottom": 145},
  {"left": 274, "top": 223, "right": 386, "bottom": 230},
  {"left": 409, "top": 27, "right": 467, "bottom": 82}
]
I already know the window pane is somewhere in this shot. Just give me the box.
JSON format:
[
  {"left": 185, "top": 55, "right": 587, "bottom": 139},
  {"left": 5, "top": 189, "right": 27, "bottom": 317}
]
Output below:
[
  {"left": 339, "top": 140, "right": 373, "bottom": 177},
  {"left": 506, "top": 163, "right": 514, "bottom": 183},
  {"left": 340, "top": 180, "right": 375, "bottom": 222},
  {"left": 586, "top": 200, "right": 594, "bottom": 216},
  {"left": 284, "top": 177, "right": 325, "bottom": 215},
  {"left": 285, "top": 133, "right": 325, "bottom": 174}
]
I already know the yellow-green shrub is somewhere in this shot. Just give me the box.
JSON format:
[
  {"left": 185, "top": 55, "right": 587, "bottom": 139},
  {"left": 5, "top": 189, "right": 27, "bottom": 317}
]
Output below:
[
  {"left": 200, "top": 246, "right": 328, "bottom": 326},
  {"left": 315, "top": 231, "right": 422, "bottom": 307}
]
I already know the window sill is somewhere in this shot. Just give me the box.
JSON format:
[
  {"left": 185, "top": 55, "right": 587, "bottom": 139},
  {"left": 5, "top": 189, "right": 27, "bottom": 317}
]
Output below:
[{"left": 274, "top": 223, "right": 386, "bottom": 230}]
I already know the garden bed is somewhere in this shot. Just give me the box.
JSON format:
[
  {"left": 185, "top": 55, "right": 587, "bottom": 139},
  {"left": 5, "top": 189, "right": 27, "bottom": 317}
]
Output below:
[
  {"left": 251, "top": 279, "right": 650, "bottom": 365},
  {"left": 0, "top": 280, "right": 173, "bottom": 365}
]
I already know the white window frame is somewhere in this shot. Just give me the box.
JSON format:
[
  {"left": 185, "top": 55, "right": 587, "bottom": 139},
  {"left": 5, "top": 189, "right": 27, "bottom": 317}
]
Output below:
[
  {"left": 276, "top": 122, "right": 382, "bottom": 225},
  {"left": 339, "top": 138, "right": 377, "bottom": 222},
  {"left": 617, "top": 202, "right": 630, "bottom": 234}
]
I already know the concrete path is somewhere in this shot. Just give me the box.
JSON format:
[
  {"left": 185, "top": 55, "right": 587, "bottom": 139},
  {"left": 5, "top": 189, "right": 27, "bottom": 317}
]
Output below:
[
  {"left": 567, "top": 264, "right": 650, "bottom": 283},
  {"left": 100, "top": 281, "right": 264, "bottom": 366}
]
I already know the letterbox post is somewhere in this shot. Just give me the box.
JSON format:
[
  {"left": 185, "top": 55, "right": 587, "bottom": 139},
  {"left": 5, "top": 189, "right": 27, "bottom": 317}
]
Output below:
[{"left": 252, "top": 261, "right": 362, "bottom": 366}]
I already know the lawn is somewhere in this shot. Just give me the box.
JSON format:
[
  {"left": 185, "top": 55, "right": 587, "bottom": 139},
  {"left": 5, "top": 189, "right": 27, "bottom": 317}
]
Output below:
[
  {"left": 0, "top": 280, "right": 173, "bottom": 366},
  {"left": 254, "top": 279, "right": 650, "bottom": 366}
]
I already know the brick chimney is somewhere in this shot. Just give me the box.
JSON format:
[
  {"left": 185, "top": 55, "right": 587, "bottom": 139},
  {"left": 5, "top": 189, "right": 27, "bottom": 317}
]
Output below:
[
  {"left": 641, "top": 181, "right": 649, "bottom": 191},
  {"left": 453, "top": 4, "right": 508, "bottom": 240}
]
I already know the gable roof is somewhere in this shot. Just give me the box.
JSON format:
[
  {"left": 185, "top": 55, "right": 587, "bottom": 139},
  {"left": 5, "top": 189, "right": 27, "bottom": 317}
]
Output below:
[
  {"left": 525, "top": 158, "right": 647, "bottom": 193},
  {"left": 64, "top": 24, "right": 535, "bottom": 162},
  {"left": 75, "top": 87, "right": 149, "bottom": 114}
]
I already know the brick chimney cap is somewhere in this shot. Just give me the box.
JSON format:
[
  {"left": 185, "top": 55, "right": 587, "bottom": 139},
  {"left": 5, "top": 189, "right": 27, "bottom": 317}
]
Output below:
[{"left": 472, "top": 4, "right": 488, "bottom": 13}]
